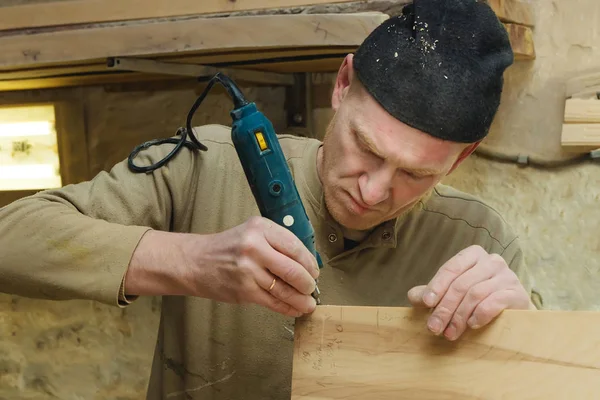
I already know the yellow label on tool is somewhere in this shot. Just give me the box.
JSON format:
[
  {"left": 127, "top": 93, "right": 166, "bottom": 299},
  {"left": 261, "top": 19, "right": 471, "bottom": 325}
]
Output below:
[{"left": 255, "top": 131, "right": 268, "bottom": 151}]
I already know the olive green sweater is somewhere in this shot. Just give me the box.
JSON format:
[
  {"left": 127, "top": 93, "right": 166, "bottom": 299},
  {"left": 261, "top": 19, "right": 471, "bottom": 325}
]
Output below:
[{"left": 0, "top": 124, "right": 537, "bottom": 400}]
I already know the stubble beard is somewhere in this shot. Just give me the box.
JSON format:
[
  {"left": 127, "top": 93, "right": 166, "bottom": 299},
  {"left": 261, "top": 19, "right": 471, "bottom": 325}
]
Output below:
[{"left": 320, "top": 120, "right": 433, "bottom": 231}]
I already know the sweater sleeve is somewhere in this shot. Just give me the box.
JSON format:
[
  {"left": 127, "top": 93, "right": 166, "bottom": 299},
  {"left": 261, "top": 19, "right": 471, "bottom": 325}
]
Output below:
[
  {"left": 501, "top": 237, "right": 543, "bottom": 310},
  {"left": 0, "top": 141, "right": 198, "bottom": 307}
]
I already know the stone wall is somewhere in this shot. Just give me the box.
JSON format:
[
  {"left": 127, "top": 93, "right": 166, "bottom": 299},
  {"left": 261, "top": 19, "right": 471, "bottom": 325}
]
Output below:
[{"left": 1, "top": 0, "right": 599, "bottom": 398}]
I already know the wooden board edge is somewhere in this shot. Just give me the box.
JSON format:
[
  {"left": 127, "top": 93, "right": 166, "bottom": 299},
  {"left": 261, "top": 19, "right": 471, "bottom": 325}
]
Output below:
[
  {"left": 561, "top": 123, "right": 600, "bottom": 147},
  {"left": 0, "top": 13, "right": 387, "bottom": 71},
  {"left": 564, "top": 98, "right": 600, "bottom": 123},
  {"left": 0, "top": 0, "right": 363, "bottom": 32},
  {"left": 503, "top": 23, "right": 536, "bottom": 60},
  {"left": 487, "top": 0, "right": 535, "bottom": 27}
]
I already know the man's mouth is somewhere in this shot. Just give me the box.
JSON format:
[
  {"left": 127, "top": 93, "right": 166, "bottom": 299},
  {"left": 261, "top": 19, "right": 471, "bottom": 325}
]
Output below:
[{"left": 345, "top": 191, "right": 371, "bottom": 214}]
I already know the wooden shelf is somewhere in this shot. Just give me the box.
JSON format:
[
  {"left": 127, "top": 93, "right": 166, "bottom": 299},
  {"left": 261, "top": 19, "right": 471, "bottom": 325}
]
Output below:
[
  {"left": 0, "top": 13, "right": 387, "bottom": 91},
  {"left": 0, "top": 0, "right": 537, "bottom": 92}
]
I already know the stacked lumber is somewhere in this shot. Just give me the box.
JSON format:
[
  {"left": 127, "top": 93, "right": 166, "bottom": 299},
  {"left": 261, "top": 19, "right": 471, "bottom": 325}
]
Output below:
[
  {"left": 291, "top": 306, "right": 600, "bottom": 399},
  {"left": 562, "top": 70, "right": 600, "bottom": 149},
  {"left": 0, "top": 0, "right": 536, "bottom": 92},
  {"left": 487, "top": 0, "right": 536, "bottom": 60}
]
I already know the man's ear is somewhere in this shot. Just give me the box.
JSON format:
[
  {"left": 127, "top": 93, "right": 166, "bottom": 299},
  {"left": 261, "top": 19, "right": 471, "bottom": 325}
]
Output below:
[
  {"left": 331, "top": 54, "right": 355, "bottom": 111},
  {"left": 447, "top": 141, "right": 481, "bottom": 174}
]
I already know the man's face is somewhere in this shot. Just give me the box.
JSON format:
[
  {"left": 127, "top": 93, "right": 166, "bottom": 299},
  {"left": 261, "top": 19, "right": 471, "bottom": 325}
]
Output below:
[{"left": 318, "top": 56, "right": 474, "bottom": 231}]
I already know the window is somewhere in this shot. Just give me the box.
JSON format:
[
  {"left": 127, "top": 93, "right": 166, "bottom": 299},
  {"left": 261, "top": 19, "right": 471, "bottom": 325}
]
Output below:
[{"left": 0, "top": 104, "right": 62, "bottom": 191}]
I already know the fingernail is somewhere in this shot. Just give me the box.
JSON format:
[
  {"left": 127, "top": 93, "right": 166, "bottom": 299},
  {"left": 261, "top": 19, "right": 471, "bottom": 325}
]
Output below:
[
  {"left": 427, "top": 316, "right": 442, "bottom": 334},
  {"left": 444, "top": 323, "right": 458, "bottom": 341},
  {"left": 468, "top": 316, "right": 479, "bottom": 329},
  {"left": 423, "top": 291, "right": 437, "bottom": 307}
]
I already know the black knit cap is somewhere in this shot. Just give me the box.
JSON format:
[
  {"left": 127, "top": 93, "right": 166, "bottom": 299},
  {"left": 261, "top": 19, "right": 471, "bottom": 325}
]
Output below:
[{"left": 353, "top": 0, "right": 514, "bottom": 143}]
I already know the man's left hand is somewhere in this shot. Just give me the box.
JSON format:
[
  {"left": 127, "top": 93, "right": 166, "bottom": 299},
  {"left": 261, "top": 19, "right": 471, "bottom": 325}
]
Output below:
[{"left": 407, "top": 245, "right": 535, "bottom": 341}]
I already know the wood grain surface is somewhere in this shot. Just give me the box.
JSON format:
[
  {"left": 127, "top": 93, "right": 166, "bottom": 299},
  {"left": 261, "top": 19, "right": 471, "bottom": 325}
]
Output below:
[{"left": 292, "top": 306, "right": 600, "bottom": 399}]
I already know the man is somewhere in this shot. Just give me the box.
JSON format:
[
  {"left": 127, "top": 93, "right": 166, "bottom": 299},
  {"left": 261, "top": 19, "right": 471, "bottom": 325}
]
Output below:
[{"left": 0, "top": 0, "right": 540, "bottom": 399}]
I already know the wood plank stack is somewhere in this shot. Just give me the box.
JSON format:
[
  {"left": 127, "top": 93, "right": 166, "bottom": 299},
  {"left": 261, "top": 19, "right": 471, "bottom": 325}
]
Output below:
[
  {"left": 291, "top": 306, "right": 600, "bottom": 399},
  {"left": 562, "top": 70, "right": 600, "bottom": 149},
  {"left": 487, "top": 0, "right": 536, "bottom": 60},
  {"left": 0, "top": 0, "right": 536, "bottom": 92}
]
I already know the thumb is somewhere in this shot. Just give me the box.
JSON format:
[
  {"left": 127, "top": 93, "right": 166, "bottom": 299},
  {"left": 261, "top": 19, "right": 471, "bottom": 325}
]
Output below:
[{"left": 407, "top": 285, "right": 429, "bottom": 307}]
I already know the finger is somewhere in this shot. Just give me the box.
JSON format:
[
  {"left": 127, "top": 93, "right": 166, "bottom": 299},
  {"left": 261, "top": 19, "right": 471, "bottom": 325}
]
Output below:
[
  {"left": 263, "top": 221, "right": 320, "bottom": 280},
  {"left": 254, "top": 289, "right": 304, "bottom": 318},
  {"left": 467, "top": 289, "right": 515, "bottom": 329},
  {"left": 443, "top": 276, "right": 503, "bottom": 341},
  {"left": 423, "top": 245, "right": 487, "bottom": 308},
  {"left": 257, "top": 270, "right": 316, "bottom": 314},
  {"left": 259, "top": 230, "right": 317, "bottom": 296},
  {"left": 427, "top": 256, "right": 498, "bottom": 337},
  {"left": 407, "top": 285, "right": 428, "bottom": 307}
]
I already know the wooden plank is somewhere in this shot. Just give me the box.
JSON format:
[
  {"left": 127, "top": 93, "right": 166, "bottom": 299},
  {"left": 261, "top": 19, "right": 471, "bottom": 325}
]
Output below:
[
  {"left": 107, "top": 57, "right": 296, "bottom": 86},
  {"left": 0, "top": 61, "right": 348, "bottom": 92},
  {"left": 54, "top": 101, "right": 90, "bottom": 185},
  {"left": 0, "top": 72, "right": 186, "bottom": 92},
  {"left": 0, "top": 0, "right": 363, "bottom": 31},
  {"left": 561, "top": 124, "right": 600, "bottom": 147},
  {"left": 503, "top": 23, "right": 535, "bottom": 60},
  {"left": 564, "top": 99, "right": 600, "bottom": 123},
  {"left": 0, "top": 47, "right": 356, "bottom": 81},
  {"left": 0, "top": 13, "right": 388, "bottom": 70},
  {"left": 487, "top": 0, "right": 534, "bottom": 27},
  {"left": 292, "top": 306, "right": 600, "bottom": 399}
]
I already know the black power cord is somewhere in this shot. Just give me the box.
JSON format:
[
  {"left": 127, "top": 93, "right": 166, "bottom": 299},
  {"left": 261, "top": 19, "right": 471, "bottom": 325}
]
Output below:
[
  {"left": 474, "top": 145, "right": 600, "bottom": 169},
  {"left": 127, "top": 72, "right": 248, "bottom": 173}
]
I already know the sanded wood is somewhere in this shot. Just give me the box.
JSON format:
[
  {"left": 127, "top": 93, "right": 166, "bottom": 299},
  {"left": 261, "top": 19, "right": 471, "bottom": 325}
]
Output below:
[
  {"left": 564, "top": 99, "right": 600, "bottom": 123},
  {"left": 487, "top": 0, "right": 534, "bottom": 26},
  {"left": 0, "top": 13, "right": 387, "bottom": 70},
  {"left": 0, "top": 0, "right": 361, "bottom": 31},
  {"left": 503, "top": 23, "right": 535, "bottom": 60},
  {"left": 561, "top": 123, "right": 600, "bottom": 147},
  {"left": 291, "top": 306, "right": 600, "bottom": 399}
]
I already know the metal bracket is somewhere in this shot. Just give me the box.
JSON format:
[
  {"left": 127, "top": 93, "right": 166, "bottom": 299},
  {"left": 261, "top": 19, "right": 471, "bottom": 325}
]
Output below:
[
  {"left": 108, "top": 57, "right": 312, "bottom": 132},
  {"left": 106, "top": 57, "right": 295, "bottom": 86}
]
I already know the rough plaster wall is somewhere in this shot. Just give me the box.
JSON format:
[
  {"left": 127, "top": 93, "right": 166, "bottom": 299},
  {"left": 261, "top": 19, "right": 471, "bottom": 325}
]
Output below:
[
  {"left": 0, "top": 83, "right": 286, "bottom": 399},
  {"left": 442, "top": 0, "right": 600, "bottom": 311},
  {"left": 310, "top": 0, "right": 600, "bottom": 312}
]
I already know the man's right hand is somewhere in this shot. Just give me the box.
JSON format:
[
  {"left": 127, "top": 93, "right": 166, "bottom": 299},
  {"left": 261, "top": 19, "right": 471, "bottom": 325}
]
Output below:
[{"left": 126, "top": 216, "right": 320, "bottom": 318}]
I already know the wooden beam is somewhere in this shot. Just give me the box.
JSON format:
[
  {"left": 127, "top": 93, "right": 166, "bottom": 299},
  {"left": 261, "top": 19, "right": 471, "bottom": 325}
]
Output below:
[
  {"left": 0, "top": 0, "right": 362, "bottom": 32},
  {"left": 292, "top": 306, "right": 600, "bottom": 399},
  {"left": 487, "top": 0, "right": 535, "bottom": 27},
  {"left": 0, "top": 13, "right": 388, "bottom": 71},
  {"left": 107, "top": 57, "right": 296, "bottom": 86},
  {"left": 503, "top": 23, "right": 535, "bottom": 60},
  {"left": 561, "top": 124, "right": 600, "bottom": 148},
  {"left": 0, "top": 72, "right": 188, "bottom": 92},
  {"left": 564, "top": 99, "right": 600, "bottom": 123}
]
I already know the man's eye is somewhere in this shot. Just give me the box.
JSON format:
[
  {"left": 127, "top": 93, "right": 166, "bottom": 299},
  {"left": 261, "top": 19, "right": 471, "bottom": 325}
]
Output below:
[{"left": 403, "top": 170, "right": 421, "bottom": 180}]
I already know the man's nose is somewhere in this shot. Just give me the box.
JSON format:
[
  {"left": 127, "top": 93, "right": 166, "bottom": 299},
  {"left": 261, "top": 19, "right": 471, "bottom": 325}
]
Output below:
[{"left": 359, "top": 167, "right": 393, "bottom": 206}]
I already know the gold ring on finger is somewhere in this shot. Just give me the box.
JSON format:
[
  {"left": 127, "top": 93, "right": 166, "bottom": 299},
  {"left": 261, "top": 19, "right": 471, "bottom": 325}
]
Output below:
[{"left": 268, "top": 277, "right": 277, "bottom": 291}]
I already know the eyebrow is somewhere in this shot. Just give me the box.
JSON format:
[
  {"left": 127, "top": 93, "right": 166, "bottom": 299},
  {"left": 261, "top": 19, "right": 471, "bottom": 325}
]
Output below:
[{"left": 353, "top": 124, "right": 445, "bottom": 176}]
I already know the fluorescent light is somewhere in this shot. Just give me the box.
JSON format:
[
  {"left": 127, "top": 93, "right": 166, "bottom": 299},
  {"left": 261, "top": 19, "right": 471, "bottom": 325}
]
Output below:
[
  {"left": 0, "top": 164, "right": 56, "bottom": 180},
  {"left": 0, "top": 121, "right": 53, "bottom": 138}
]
